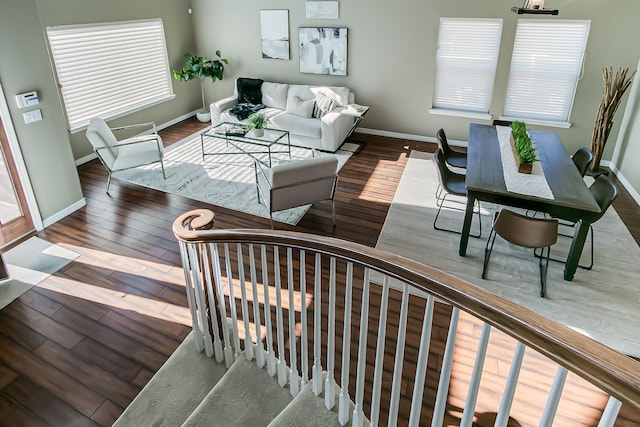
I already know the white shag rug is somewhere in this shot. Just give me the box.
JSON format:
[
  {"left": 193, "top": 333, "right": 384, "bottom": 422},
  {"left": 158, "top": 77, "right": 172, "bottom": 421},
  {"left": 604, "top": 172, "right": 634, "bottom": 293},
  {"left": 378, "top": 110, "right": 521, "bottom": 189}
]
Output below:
[
  {"left": 113, "top": 130, "right": 357, "bottom": 225},
  {"left": 375, "top": 150, "right": 640, "bottom": 357}
]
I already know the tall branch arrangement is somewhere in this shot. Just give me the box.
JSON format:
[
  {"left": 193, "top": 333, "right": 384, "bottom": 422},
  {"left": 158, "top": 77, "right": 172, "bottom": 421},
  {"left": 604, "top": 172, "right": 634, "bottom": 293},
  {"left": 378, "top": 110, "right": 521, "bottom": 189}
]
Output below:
[{"left": 589, "top": 67, "right": 636, "bottom": 172}]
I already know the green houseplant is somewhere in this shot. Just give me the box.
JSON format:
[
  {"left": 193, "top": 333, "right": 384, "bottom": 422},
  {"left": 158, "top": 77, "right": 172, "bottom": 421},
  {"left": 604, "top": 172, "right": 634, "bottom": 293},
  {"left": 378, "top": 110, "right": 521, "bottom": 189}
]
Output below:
[
  {"left": 510, "top": 121, "right": 538, "bottom": 173},
  {"left": 246, "top": 113, "right": 266, "bottom": 137},
  {"left": 173, "top": 51, "right": 228, "bottom": 122}
]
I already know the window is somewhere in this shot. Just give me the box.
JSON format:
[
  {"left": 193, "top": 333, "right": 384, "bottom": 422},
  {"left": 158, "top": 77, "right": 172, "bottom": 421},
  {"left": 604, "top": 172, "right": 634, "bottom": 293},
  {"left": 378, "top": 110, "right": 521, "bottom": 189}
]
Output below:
[
  {"left": 503, "top": 20, "right": 590, "bottom": 125},
  {"left": 47, "top": 19, "right": 174, "bottom": 132},
  {"left": 432, "top": 18, "right": 503, "bottom": 115}
]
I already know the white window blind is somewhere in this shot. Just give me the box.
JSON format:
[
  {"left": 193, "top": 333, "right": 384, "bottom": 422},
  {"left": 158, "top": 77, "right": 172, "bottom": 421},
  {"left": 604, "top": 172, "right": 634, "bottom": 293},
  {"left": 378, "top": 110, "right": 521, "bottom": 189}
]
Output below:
[
  {"left": 432, "top": 18, "right": 503, "bottom": 113},
  {"left": 503, "top": 20, "right": 590, "bottom": 124},
  {"left": 47, "top": 19, "right": 174, "bottom": 132}
]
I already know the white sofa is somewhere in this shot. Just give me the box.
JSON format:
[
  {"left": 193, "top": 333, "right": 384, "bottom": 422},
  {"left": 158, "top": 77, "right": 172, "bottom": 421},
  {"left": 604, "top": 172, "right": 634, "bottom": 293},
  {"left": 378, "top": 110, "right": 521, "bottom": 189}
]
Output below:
[{"left": 210, "top": 78, "right": 356, "bottom": 152}]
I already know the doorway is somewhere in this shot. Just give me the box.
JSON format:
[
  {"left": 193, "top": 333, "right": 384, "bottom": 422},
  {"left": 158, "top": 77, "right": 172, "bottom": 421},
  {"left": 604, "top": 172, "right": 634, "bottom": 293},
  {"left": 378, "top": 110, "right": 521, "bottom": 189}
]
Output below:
[{"left": 0, "top": 114, "right": 35, "bottom": 248}]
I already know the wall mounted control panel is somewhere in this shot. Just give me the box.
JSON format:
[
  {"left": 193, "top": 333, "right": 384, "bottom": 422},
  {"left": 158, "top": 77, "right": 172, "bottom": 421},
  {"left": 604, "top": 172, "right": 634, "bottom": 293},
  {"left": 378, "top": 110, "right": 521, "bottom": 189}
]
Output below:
[{"left": 15, "top": 91, "right": 39, "bottom": 109}]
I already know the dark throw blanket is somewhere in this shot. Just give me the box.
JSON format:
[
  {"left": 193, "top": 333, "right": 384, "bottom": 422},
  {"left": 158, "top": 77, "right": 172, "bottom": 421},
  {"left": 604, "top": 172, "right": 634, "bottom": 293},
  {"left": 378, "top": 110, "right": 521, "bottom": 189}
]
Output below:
[{"left": 229, "top": 103, "right": 266, "bottom": 120}]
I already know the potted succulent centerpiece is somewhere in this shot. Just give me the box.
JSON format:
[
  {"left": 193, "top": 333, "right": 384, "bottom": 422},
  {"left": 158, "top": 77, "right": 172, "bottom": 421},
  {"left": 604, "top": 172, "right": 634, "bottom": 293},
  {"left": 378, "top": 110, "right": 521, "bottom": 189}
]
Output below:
[
  {"left": 173, "top": 51, "right": 228, "bottom": 122},
  {"left": 510, "top": 121, "right": 538, "bottom": 174},
  {"left": 246, "top": 113, "right": 266, "bottom": 138}
]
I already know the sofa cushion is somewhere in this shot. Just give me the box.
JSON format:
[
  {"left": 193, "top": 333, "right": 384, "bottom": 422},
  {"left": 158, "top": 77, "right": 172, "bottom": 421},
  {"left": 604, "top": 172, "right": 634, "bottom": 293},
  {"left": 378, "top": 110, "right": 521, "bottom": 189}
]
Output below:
[
  {"left": 237, "top": 78, "right": 264, "bottom": 104},
  {"left": 286, "top": 95, "right": 314, "bottom": 118},
  {"left": 270, "top": 113, "right": 321, "bottom": 139},
  {"left": 221, "top": 107, "right": 282, "bottom": 124},
  {"left": 262, "top": 82, "right": 289, "bottom": 110},
  {"left": 312, "top": 93, "right": 336, "bottom": 118},
  {"left": 311, "top": 86, "right": 350, "bottom": 106}
]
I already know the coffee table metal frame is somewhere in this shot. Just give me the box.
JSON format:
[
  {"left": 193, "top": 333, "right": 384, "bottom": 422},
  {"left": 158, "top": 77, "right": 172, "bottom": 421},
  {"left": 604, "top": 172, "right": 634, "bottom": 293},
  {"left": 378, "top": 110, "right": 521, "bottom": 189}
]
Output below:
[{"left": 200, "top": 122, "right": 291, "bottom": 167}]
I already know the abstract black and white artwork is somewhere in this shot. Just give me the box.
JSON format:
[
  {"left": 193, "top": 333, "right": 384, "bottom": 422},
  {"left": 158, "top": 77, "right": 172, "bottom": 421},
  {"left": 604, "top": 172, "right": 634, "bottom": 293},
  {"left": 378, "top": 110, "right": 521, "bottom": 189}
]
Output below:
[
  {"left": 298, "top": 27, "right": 347, "bottom": 76},
  {"left": 305, "top": 1, "right": 339, "bottom": 19},
  {"left": 260, "top": 10, "right": 289, "bottom": 60}
]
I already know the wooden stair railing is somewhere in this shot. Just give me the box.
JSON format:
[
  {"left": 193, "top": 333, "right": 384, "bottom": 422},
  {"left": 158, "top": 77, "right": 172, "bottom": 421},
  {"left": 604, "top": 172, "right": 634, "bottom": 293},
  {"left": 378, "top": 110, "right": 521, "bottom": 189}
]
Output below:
[{"left": 173, "top": 209, "right": 640, "bottom": 426}]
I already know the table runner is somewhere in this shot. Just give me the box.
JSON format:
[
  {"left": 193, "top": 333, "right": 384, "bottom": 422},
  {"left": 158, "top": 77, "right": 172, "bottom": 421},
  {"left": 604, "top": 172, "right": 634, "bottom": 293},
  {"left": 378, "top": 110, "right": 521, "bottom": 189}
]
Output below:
[{"left": 496, "top": 125, "right": 554, "bottom": 199}]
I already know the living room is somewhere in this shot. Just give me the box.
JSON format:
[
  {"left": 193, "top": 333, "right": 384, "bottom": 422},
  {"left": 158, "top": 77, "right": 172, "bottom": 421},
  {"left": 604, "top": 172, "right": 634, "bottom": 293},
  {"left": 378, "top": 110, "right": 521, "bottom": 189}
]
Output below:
[{"left": 1, "top": 0, "right": 640, "bottom": 425}]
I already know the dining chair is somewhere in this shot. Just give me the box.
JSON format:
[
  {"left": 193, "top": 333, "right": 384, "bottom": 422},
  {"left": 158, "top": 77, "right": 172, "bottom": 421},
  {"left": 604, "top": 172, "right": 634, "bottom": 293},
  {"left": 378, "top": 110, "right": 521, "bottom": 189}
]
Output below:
[
  {"left": 539, "top": 175, "right": 619, "bottom": 270},
  {"left": 436, "top": 128, "right": 467, "bottom": 169},
  {"left": 433, "top": 149, "right": 481, "bottom": 237},
  {"left": 86, "top": 118, "right": 166, "bottom": 193},
  {"left": 255, "top": 154, "right": 339, "bottom": 229},
  {"left": 571, "top": 147, "right": 594, "bottom": 178},
  {"left": 483, "top": 209, "right": 558, "bottom": 298}
]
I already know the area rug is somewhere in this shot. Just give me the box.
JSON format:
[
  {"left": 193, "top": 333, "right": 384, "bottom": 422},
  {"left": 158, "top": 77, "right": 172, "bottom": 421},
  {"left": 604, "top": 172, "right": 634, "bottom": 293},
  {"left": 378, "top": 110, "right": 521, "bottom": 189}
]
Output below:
[
  {"left": 113, "top": 130, "right": 357, "bottom": 225},
  {"left": 0, "top": 236, "right": 79, "bottom": 310},
  {"left": 375, "top": 150, "right": 640, "bottom": 357}
]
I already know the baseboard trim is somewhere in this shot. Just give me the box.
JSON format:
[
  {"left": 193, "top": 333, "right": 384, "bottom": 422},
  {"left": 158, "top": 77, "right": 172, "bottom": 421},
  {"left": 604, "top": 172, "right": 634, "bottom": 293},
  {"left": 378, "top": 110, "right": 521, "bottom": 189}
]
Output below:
[
  {"left": 605, "top": 161, "right": 640, "bottom": 206},
  {"left": 355, "top": 128, "right": 465, "bottom": 148},
  {"left": 42, "top": 198, "right": 87, "bottom": 228}
]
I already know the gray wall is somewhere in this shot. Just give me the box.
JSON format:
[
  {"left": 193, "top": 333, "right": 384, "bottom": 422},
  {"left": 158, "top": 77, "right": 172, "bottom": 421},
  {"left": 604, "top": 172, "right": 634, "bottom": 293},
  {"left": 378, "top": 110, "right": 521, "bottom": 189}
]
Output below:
[{"left": 192, "top": 0, "right": 640, "bottom": 194}]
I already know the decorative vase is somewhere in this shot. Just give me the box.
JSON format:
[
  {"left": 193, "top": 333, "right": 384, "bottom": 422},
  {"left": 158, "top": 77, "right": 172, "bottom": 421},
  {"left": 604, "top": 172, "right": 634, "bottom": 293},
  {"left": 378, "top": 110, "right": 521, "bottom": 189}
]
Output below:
[
  {"left": 510, "top": 133, "right": 533, "bottom": 174},
  {"left": 196, "top": 111, "right": 211, "bottom": 122},
  {"left": 252, "top": 128, "right": 264, "bottom": 138}
]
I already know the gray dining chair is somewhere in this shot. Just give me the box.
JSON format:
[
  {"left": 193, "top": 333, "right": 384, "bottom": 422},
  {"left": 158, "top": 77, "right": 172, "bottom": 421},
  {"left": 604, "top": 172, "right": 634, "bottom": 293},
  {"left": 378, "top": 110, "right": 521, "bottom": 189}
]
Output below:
[
  {"left": 436, "top": 128, "right": 467, "bottom": 169},
  {"left": 539, "top": 175, "right": 619, "bottom": 270},
  {"left": 433, "top": 149, "right": 481, "bottom": 237},
  {"left": 483, "top": 209, "right": 558, "bottom": 298}
]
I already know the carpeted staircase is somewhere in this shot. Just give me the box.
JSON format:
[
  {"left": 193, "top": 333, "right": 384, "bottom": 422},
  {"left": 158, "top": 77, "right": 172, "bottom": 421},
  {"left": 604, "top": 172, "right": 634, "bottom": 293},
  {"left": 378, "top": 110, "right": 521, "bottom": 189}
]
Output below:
[{"left": 114, "top": 333, "right": 362, "bottom": 426}]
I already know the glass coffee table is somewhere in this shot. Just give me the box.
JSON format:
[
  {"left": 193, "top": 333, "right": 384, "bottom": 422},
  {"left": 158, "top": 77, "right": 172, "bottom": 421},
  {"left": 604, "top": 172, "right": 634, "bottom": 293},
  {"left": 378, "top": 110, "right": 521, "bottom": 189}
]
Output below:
[{"left": 200, "top": 122, "right": 291, "bottom": 167}]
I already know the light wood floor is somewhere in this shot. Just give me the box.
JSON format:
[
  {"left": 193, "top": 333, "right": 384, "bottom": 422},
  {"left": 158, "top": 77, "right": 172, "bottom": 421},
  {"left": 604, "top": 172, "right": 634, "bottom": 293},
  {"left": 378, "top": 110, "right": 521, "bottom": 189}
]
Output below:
[{"left": 0, "top": 117, "right": 638, "bottom": 426}]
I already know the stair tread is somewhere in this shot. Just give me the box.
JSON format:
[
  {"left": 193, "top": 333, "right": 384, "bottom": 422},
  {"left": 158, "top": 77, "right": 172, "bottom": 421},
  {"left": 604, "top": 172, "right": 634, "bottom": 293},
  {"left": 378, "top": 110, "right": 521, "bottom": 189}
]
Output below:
[
  {"left": 182, "top": 355, "right": 293, "bottom": 426},
  {"left": 114, "top": 332, "right": 227, "bottom": 427},
  {"left": 269, "top": 374, "right": 369, "bottom": 427}
]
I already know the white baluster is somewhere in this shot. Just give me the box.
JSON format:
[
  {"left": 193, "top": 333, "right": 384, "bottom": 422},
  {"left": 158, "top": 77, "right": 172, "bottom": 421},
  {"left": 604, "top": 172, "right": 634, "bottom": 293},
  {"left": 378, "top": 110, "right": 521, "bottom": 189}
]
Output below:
[
  {"left": 597, "top": 397, "right": 622, "bottom": 427},
  {"left": 312, "top": 253, "right": 323, "bottom": 396},
  {"left": 210, "top": 243, "right": 234, "bottom": 367},
  {"left": 370, "top": 276, "right": 390, "bottom": 426},
  {"left": 388, "top": 283, "right": 410, "bottom": 426},
  {"left": 287, "top": 248, "right": 300, "bottom": 396},
  {"left": 325, "top": 257, "right": 337, "bottom": 410},
  {"left": 178, "top": 242, "right": 201, "bottom": 351},
  {"left": 338, "top": 262, "right": 354, "bottom": 425},
  {"left": 494, "top": 341, "right": 526, "bottom": 427},
  {"left": 538, "top": 366, "right": 568, "bottom": 427},
  {"left": 300, "top": 250, "right": 309, "bottom": 386},
  {"left": 352, "top": 269, "right": 370, "bottom": 427},
  {"left": 431, "top": 307, "right": 460, "bottom": 427},
  {"left": 202, "top": 244, "right": 224, "bottom": 363},
  {"left": 187, "top": 244, "right": 213, "bottom": 357},
  {"left": 224, "top": 244, "right": 241, "bottom": 359},
  {"left": 460, "top": 322, "right": 492, "bottom": 427},
  {"left": 274, "top": 246, "right": 288, "bottom": 387},
  {"left": 236, "top": 244, "right": 254, "bottom": 361},
  {"left": 408, "top": 295, "right": 435, "bottom": 427},
  {"left": 261, "top": 245, "right": 276, "bottom": 377},
  {"left": 249, "top": 244, "right": 265, "bottom": 368}
]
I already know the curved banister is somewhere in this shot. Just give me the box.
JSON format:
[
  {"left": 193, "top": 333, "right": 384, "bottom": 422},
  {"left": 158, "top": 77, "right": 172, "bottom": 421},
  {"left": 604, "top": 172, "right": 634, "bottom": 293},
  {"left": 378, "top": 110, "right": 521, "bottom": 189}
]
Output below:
[{"left": 173, "top": 209, "right": 640, "bottom": 413}]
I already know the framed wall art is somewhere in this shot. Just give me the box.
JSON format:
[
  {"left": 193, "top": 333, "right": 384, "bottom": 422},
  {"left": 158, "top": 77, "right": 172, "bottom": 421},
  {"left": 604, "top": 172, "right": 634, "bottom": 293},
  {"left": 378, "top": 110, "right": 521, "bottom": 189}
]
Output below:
[
  {"left": 298, "top": 27, "right": 347, "bottom": 76},
  {"left": 305, "top": 1, "right": 339, "bottom": 19},
  {"left": 260, "top": 9, "right": 290, "bottom": 60}
]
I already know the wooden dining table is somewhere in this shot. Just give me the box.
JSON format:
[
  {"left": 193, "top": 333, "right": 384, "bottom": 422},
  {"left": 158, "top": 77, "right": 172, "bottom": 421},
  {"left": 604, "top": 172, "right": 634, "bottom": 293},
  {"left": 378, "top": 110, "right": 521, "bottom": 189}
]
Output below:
[{"left": 459, "top": 123, "right": 601, "bottom": 281}]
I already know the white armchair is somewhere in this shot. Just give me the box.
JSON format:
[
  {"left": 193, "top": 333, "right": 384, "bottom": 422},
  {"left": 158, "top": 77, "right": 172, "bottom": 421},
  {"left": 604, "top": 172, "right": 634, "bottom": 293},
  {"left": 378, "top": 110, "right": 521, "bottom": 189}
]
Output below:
[
  {"left": 86, "top": 118, "right": 166, "bottom": 193},
  {"left": 254, "top": 155, "right": 339, "bottom": 228}
]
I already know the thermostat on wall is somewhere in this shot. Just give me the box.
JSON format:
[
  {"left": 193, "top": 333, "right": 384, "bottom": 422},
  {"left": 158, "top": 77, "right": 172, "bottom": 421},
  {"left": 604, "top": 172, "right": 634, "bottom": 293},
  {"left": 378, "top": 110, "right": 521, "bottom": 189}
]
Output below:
[{"left": 15, "top": 91, "right": 39, "bottom": 109}]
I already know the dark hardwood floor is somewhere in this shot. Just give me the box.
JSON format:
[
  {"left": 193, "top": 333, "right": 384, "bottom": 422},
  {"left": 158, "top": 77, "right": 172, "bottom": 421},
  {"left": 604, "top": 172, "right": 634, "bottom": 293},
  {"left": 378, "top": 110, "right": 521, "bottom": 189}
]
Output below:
[{"left": 0, "top": 117, "right": 638, "bottom": 426}]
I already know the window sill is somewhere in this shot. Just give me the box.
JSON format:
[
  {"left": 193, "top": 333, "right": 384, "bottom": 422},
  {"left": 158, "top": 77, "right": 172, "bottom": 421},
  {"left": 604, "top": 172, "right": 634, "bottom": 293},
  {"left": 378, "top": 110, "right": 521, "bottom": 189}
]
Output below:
[{"left": 429, "top": 108, "right": 492, "bottom": 121}]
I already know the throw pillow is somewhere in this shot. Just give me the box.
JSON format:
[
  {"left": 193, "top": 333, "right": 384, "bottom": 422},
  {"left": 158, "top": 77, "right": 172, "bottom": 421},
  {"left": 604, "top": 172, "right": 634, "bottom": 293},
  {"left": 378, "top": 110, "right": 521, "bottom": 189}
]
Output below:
[
  {"left": 237, "top": 77, "right": 264, "bottom": 104},
  {"left": 286, "top": 95, "right": 314, "bottom": 118},
  {"left": 312, "top": 93, "right": 336, "bottom": 118},
  {"left": 261, "top": 82, "right": 289, "bottom": 110}
]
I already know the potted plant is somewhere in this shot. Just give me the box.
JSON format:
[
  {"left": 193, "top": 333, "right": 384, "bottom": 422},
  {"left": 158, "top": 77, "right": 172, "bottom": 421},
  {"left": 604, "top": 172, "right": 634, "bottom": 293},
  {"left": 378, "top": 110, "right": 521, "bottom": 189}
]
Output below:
[
  {"left": 173, "top": 51, "right": 228, "bottom": 122},
  {"left": 510, "top": 121, "right": 538, "bottom": 173},
  {"left": 246, "top": 113, "right": 266, "bottom": 137}
]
